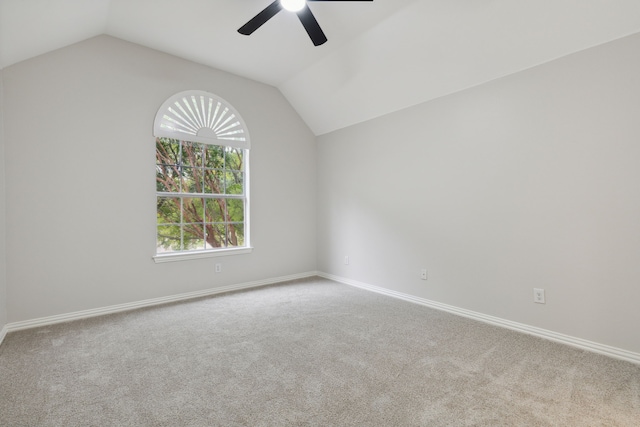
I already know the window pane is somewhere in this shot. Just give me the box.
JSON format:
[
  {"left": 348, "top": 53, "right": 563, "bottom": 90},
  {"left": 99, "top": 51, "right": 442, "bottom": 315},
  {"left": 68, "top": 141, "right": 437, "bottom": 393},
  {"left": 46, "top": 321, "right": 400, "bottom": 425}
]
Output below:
[
  {"left": 156, "top": 138, "right": 180, "bottom": 166},
  {"left": 157, "top": 197, "right": 181, "bottom": 224},
  {"left": 183, "top": 223, "right": 205, "bottom": 251},
  {"left": 205, "top": 199, "right": 226, "bottom": 222},
  {"left": 226, "top": 199, "right": 244, "bottom": 222},
  {"left": 204, "top": 237, "right": 217, "bottom": 250},
  {"left": 182, "top": 142, "right": 203, "bottom": 168},
  {"left": 180, "top": 167, "right": 198, "bottom": 193},
  {"left": 227, "top": 223, "right": 244, "bottom": 247},
  {"left": 182, "top": 167, "right": 207, "bottom": 194},
  {"left": 205, "top": 223, "right": 227, "bottom": 248},
  {"left": 156, "top": 164, "right": 181, "bottom": 193},
  {"left": 157, "top": 225, "right": 181, "bottom": 253},
  {"left": 182, "top": 198, "right": 205, "bottom": 223},
  {"left": 225, "top": 147, "right": 244, "bottom": 171},
  {"left": 203, "top": 169, "right": 224, "bottom": 194},
  {"left": 204, "top": 145, "right": 225, "bottom": 169},
  {"left": 225, "top": 171, "right": 243, "bottom": 195}
]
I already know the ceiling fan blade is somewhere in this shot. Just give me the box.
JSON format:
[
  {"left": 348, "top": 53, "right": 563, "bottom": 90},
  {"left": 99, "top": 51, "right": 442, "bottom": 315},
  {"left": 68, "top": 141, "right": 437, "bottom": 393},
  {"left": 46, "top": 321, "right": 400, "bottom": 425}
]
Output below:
[
  {"left": 297, "top": 4, "right": 328, "bottom": 46},
  {"left": 238, "top": 0, "right": 283, "bottom": 35}
]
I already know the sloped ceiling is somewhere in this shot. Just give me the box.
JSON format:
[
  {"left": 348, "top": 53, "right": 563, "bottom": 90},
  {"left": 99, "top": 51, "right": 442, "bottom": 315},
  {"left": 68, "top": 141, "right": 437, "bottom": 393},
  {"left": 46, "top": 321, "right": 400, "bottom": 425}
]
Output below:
[{"left": 2, "top": 0, "right": 640, "bottom": 135}]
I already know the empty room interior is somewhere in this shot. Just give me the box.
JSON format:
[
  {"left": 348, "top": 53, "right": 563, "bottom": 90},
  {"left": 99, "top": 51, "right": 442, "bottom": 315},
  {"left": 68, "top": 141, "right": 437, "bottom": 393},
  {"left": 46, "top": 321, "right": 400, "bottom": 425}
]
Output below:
[{"left": 1, "top": 0, "right": 640, "bottom": 425}]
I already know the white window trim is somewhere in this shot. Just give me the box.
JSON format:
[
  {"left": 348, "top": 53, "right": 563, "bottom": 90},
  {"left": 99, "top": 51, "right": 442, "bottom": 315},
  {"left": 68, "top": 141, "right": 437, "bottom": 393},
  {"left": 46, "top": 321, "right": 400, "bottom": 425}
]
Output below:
[{"left": 153, "top": 246, "right": 253, "bottom": 263}]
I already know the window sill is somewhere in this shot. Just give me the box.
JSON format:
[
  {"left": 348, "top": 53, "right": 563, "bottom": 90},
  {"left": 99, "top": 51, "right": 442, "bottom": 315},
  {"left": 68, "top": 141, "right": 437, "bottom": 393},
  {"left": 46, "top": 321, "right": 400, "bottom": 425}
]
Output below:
[{"left": 153, "top": 247, "right": 253, "bottom": 263}]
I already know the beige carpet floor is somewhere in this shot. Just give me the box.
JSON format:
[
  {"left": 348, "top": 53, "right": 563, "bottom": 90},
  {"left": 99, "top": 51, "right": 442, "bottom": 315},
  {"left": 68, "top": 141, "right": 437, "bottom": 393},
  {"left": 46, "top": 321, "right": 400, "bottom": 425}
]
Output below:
[{"left": 1, "top": 277, "right": 639, "bottom": 426}]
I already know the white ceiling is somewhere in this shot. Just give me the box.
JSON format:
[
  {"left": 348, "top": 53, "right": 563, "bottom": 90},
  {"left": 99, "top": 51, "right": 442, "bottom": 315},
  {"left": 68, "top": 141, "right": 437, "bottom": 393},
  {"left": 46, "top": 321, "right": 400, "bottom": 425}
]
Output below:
[{"left": 2, "top": 0, "right": 640, "bottom": 135}]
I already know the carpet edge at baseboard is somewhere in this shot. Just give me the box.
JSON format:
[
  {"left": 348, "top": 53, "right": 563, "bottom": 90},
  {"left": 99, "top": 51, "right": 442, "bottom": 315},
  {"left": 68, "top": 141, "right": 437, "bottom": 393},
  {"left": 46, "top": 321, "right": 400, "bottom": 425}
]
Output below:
[
  {"left": 2, "top": 271, "right": 320, "bottom": 336},
  {"left": 318, "top": 272, "right": 640, "bottom": 366}
]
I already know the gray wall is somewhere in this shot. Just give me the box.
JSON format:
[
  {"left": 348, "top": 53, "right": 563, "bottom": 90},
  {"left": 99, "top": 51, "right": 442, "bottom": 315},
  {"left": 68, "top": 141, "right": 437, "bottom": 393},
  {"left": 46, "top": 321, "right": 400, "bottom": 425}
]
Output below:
[
  {"left": 0, "top": 70, "right": 7, "bottom": 331},
  {"left": 3, "top": 30, "right": 640, "bottom": 356},
  {"left": 317, "top": 33, "right": 640, "bottom": 354},
  {"left": 3, "top": 36, "right": 317, "bottom": 322}
]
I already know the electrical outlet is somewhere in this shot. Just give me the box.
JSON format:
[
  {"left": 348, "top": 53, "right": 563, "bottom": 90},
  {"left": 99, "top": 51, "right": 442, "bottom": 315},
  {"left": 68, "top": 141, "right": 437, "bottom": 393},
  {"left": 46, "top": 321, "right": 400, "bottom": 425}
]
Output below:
[
  {"left": 420, "top": 269, "right": 428, "bottom": 280},
  {"left": 215, "top": 263, "right": 222, "bottom": 273},
  {"left": 533, "top": 288, "right": 545, "bottom": 304},
  {"left": 344, "top": 256, "right": 349, "bottom": 265}
]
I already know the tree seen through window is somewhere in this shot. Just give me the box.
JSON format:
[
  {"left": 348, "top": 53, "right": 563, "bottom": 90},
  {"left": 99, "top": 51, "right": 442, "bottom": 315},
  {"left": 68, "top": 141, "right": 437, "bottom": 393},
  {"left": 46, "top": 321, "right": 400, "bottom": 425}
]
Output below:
[{"left": 156, "top": 137, "right": 245, "bottom": 252}]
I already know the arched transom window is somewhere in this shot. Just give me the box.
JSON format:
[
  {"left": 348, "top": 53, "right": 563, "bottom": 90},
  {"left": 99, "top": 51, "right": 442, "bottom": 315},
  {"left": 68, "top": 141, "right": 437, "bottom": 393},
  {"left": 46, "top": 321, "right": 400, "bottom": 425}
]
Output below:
[{"left": 153, "top": 90, "right": 251, "bottom": 262}]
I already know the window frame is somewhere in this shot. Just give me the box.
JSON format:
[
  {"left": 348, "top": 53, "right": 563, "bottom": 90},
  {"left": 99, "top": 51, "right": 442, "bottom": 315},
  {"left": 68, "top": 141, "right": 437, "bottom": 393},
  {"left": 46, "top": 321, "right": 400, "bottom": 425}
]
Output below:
[{"left": 152, "top": 91, "right": 252, "bottom": 263}]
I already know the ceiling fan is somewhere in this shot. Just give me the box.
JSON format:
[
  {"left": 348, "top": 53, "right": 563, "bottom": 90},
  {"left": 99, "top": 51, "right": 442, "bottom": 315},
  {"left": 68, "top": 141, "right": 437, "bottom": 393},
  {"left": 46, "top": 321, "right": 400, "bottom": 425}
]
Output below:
[{"left": 238, "top": 0, "right": 373, "bottom": 47}]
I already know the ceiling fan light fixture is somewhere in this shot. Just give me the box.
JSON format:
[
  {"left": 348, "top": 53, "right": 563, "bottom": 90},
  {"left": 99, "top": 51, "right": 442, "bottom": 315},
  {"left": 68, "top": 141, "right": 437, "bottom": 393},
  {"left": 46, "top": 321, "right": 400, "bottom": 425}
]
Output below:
[
  {"left": 239, "top": 0, "right": 373, "bottom": 46},
  {"left": 281, "top": 0, "right": 306, "bottom": 12}
]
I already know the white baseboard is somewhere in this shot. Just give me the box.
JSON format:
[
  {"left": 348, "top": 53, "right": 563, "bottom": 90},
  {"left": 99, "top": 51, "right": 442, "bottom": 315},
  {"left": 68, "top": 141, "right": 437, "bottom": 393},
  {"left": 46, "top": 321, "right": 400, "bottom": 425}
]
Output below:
[
  {"left": 0, "top": 325, "right": 7, "bottom": 347},
  {"left": 3, "top": 271, "right": 319, "bottom": 335},
  {"left": 318, "top": 272, "right": 640, "bottom": 365},
  {"left": 6, "top": 270, "right": 639, "bottom": 365}
]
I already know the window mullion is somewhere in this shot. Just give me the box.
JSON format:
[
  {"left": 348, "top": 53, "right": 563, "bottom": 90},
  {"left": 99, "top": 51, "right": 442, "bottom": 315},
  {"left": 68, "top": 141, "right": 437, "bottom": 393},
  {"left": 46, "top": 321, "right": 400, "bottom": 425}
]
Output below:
[{"left": 180, "top": 197, "right": 185, "bottom": 251}]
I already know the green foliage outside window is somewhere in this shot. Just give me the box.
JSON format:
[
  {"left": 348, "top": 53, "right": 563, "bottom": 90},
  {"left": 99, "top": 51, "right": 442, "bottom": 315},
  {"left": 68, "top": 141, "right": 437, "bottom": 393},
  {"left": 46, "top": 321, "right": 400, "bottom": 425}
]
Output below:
[{"left": 156, "top": 137, "right": 245, "bottom": 252}]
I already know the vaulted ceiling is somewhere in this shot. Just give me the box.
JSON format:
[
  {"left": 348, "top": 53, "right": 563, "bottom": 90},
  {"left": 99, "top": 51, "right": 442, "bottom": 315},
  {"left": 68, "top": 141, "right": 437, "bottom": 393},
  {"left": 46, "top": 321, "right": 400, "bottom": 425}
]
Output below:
[{"left": 2, "top": 0, "right": 640, "bottom": 135}]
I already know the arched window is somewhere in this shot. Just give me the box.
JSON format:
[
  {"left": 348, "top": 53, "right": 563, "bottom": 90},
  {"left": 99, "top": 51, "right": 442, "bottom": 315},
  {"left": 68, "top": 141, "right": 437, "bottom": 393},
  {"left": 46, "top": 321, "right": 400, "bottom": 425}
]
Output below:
[{"left": 153, "top": 90, "right": 251, "bottom": 262}]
